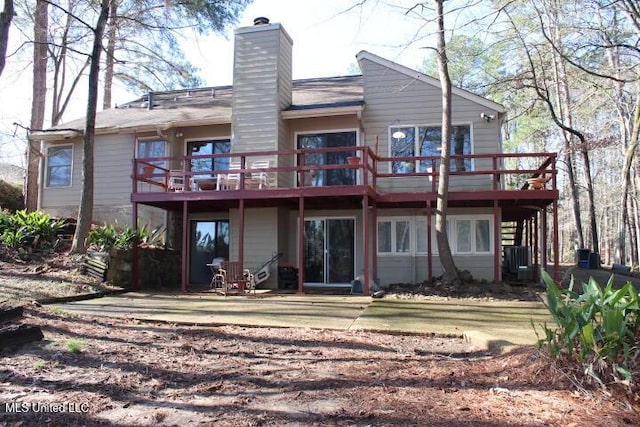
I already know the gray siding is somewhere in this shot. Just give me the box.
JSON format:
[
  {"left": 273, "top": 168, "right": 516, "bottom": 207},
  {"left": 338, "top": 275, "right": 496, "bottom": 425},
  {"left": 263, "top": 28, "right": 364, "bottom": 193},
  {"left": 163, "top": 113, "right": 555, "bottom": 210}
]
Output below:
[
  {"left": 229, "top": 207, "right": 280, "bottom": 288},
  {"left": 41, "top": 134, "right": 159, "bottom": 226},
  {"left": 232, "top": 24, "right": 292, "bottom": 155},
  {"left": 360, "top": 58, "right": 502, "bottom": 193}
]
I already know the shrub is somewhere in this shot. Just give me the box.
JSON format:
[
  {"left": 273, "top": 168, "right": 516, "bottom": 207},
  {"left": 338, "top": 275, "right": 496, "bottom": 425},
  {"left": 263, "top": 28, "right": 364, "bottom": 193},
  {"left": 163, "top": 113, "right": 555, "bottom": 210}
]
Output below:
[
  {"left": 538, "top": 271, "right": 639, "bottom": 393},
  {"left": 0, "top": 210, "right": 63, "bottom": 252},
  {"left": 0, "top": 179, "right": 24, "bottom": 212},
  {"left": 89, "top": 222, "right": 165, "bottom": 251}
]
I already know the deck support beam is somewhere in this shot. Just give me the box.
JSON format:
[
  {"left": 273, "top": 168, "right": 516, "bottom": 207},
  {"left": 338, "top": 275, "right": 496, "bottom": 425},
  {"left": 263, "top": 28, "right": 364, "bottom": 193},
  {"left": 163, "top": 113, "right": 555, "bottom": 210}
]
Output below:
[
  {"left": 553, "top": 199, "right": 560, "bottom": 282},
  {"left": 427, "top": 200, "right": 433, "bottom": 283},
  {"left": 362, "top": 195, "right": 370, "bottom": 295},
  {"left": 541, "top": 206, "right": 548, "bottom": 280},
  {"left": 181, "top": 200, "right": 188, "bottom": 292},
  {"left": 372, "top": 201, "right": 378, "bottom": 287},
  {"left": 238, "top": 198, "right": 245, "bottom": 271},
  {"left": 132, "top": 202, "right": 139, "bottom": 290},
  {"left": 534, "top": 211, "right": 539, "bottom": 283},
  {"left": 298, "top": 196, "right": 305, "bottom": 293},
  {"left": 493, "top": 200, "right": 500, "bottom": 284}
]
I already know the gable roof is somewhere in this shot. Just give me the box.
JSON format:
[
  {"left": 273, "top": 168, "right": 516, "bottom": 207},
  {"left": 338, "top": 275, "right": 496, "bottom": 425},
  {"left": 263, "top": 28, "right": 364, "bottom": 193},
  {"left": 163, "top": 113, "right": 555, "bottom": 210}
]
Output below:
[{"left": 356, "top": 50, "right": 506, "bottom": 113}]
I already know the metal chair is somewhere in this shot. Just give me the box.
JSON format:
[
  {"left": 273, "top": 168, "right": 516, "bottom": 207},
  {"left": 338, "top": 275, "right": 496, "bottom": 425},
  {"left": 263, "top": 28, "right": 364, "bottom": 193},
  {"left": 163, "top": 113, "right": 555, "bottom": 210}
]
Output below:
[{"left": 167, "top": 169, "right": 186, "bottom": 191}]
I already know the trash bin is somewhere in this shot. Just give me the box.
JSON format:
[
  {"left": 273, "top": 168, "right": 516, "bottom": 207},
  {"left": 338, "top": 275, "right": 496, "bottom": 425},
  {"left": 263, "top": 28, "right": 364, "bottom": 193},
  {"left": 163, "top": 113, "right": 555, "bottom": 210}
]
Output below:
[
  {"left": 576, "top": 248, "right": 590, "bottom": 266},
  {"left": 589, "top": 252, "right": 600, "bottom": 269},
  {"left": 278, "top": 265, "right": 298, "bottom": 290}
]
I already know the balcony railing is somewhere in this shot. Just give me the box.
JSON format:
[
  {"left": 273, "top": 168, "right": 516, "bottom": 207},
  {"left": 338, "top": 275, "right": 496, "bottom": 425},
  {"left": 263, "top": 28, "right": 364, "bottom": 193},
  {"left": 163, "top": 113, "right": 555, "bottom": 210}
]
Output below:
[{"left": 132, "top": 146, "right": 557, "bottom": 195}]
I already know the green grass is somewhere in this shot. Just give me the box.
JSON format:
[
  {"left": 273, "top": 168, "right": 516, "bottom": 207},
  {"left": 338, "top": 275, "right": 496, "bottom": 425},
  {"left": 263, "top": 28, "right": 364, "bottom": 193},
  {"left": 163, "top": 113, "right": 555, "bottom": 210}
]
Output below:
[{"left": 66, "top": 339, "right": 82, "bottom": 353}]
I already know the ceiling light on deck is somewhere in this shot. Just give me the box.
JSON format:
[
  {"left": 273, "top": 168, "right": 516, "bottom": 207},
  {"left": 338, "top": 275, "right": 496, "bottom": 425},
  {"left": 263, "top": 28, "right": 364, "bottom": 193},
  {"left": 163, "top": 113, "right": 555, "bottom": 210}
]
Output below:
[{"left": 392, "top": 130, "right": 406, "bottom": 139}]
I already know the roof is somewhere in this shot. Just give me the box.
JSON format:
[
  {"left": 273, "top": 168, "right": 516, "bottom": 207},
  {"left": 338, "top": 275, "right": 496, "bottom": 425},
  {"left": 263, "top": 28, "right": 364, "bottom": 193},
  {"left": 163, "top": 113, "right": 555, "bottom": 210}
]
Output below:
[
  {"left": 33, "top": 52, "right": 507, "bottom": 141},
  {"left": 34, "top": 76, "right": 364, "bottom": 140}
]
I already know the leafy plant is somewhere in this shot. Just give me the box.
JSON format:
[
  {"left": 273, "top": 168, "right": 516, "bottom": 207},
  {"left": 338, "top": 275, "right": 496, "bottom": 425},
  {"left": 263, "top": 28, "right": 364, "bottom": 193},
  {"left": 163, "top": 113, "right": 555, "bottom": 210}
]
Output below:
[
  {"left": 538, "top": 271, "right": 639, "bottom": 390},
  {"left": 0, "top": 210, "right": 62, "bottom": 252},
  {"left": 88, "top": 222, "right": 165, "bottom": 251},
  {"left": 66, "top": 339, "right": 82, "bottom": 353}
]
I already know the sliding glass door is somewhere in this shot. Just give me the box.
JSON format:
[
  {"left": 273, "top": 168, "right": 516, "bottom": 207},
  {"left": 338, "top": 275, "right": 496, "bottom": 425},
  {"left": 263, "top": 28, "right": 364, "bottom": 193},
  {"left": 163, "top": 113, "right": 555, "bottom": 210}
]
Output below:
[
  {"left": 189, "top": 220, "right": 230, "bottom": 285},
  {"left": 304, "top": 218, "right": 355, "bottom": 284},
  {"left": 297, "top": 131, "right": 356, "bottom": 186}
]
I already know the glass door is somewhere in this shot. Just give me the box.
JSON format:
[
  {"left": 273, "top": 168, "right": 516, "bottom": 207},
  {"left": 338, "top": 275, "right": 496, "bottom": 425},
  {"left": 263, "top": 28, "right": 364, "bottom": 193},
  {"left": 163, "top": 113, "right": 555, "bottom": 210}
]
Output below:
[
  {"left": 303, "top": 218, "right": 355, "bottom": 284},
  {"left": 297, "top": 132, "right": 356, "bottom": 186},
  {"left": 189, "top": 220, "right": 229, "bottom": 285}
]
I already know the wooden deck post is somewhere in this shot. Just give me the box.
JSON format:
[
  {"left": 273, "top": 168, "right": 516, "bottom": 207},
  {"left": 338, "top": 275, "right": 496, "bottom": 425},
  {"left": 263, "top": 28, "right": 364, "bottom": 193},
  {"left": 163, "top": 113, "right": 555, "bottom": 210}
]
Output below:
[
  {"left": 181, "top": 200, "right": 188, "bottom": 292},
  {"left": 427, "top": 200, "right": 433, "bottom": 283},
  {"left": 533, "top": 211, "right": 539, "bottom": 283},
  {"left": 553, "top": 199, "right": 560, "bottom": 282},
  {"left": 493, "top": 200, "right": 500, "bottom": 284},
  {"left": 238, "top": 198, "right": 245, "bottom": 270},
  {"left": 298, "top": 196, "right": 305, "bottom": 293},
  {"left": 362, "top": 195, "right": 370, "bottom": 295},
  {"left": 132, "top": 202, "right": 139, "bottom": 290},
  {"left": 372, "top": 202, "right": 378, "bottom": 286}
]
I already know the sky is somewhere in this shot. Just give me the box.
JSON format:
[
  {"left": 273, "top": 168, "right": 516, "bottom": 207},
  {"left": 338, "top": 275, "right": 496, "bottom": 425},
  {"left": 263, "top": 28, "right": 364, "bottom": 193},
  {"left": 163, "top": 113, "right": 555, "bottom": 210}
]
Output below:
[{"left": 0, "top": 0, "right": 445, "bottom": 167}]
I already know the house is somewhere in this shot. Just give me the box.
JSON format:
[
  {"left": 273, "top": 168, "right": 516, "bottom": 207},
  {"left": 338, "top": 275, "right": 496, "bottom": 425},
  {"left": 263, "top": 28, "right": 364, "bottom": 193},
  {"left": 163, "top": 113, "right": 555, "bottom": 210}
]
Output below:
[{"left": 32, "top": 18, "right": 559, "bottom": 293}]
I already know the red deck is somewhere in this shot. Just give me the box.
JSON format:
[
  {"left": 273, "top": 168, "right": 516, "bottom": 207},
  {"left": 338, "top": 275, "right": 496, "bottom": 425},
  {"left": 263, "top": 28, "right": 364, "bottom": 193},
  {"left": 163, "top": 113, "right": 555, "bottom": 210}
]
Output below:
[{"left": 130, "top": 147, "right": 559, "bottom": 292}]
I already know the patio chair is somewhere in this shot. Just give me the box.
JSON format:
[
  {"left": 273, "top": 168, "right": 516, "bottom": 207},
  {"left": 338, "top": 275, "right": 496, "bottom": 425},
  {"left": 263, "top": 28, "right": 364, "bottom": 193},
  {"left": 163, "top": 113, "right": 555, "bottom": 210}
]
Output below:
[
  {"left": 167, "top": 169, "right": 186, "bottom": 192},
  {"left": 216, "top": 162, "right": 241, "bottom": 190},
  {"left": 214, "top": 261, "right": 250, "bottom": 296},
  {"left": 245, "top": 160, "right": 272, "bottom": 189}
]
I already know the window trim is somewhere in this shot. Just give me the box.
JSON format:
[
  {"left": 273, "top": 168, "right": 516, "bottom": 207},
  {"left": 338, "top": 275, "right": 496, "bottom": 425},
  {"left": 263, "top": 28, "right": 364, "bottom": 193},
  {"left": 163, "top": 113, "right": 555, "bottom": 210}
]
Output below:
[
  {"left": 388, "top": 123, "right": 474, "bottom": 174},
  {"left": 377, "top": 216, "right": 414, "bottom": 256},
  {"left": 45, "top": 144, "right": 74, "bottom": 188},
  {"left": 377, "top": 214, "right": 493, "bottom": 256}
]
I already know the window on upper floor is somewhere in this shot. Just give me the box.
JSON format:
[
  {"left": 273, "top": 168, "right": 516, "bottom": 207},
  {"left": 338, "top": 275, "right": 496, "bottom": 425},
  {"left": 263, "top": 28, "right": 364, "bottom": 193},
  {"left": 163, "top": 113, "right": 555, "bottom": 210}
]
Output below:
[
  {"left": 46, "top": 145, "right": 73, "bottom": 187},
  {"left": 187, "top": 139, "right": 231, "bottom": 178},
  {"left": 389, "top": 125, "right": 472, "bottom": 174},
  {"left": 137, "top": 139, "right": 167, "bottom": 180}
]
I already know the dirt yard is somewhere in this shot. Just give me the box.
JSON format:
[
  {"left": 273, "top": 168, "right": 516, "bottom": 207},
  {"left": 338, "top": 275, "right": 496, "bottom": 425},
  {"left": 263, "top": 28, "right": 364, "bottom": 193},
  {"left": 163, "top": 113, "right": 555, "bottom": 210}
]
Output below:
[
  {"left": 1, "top": 253, "right": 639, "bottom": 425},
  {"left": 1, "top": 305, "right": 638, "bottom": 427}
]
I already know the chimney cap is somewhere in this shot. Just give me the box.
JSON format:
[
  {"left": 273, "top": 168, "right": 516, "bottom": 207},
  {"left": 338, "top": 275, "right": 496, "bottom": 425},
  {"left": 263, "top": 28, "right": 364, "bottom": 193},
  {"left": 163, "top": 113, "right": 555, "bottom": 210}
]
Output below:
[{"left": 253, "top": 17, "right": 270, "bottom": 25}]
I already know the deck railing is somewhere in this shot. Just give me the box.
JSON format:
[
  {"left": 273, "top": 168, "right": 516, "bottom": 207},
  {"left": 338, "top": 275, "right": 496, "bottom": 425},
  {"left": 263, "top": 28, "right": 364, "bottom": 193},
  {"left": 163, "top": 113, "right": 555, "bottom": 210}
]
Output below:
[{"left": 132, "top": 146, "right": 557, "bottom": 195}]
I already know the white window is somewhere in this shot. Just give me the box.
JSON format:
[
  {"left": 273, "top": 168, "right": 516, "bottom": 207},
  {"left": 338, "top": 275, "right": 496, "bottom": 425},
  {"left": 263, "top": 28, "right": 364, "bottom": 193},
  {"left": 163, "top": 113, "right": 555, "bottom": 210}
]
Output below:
[
  {"left": 46, "top": 145, "right": 73, "bottom": 187},
  {"left": 390, "top": 125, "right": 472, "bottom": 173},
  {"left": 377, "top": 218, "right": 411, "bottom": 255},
  {"left": 450, "top": 216, "right": 493, "bottom": 254},
  {"left": 379, "top": 215, "right": 492, "bottom": 255}
]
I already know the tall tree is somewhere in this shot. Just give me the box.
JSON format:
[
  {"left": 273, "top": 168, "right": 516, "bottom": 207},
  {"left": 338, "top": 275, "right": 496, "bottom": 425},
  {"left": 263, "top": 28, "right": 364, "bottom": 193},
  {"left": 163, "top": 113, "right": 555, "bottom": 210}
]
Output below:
[
  {"left": 70, "top": 0, "right": 110, "bottom": 254},
  {"left": 25, "top": 0, "right": 48, "bottom": 212},
  {"left": 0, "top": 0, "right": 13, "bottom": 77},
  {"left": 434, "top": 0, "right": 460, "bottom": 285}
]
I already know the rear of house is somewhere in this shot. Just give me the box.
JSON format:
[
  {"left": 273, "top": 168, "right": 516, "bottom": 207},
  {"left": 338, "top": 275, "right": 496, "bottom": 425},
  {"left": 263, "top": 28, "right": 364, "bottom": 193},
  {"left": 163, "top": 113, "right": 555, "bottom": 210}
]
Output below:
[{"left": 34, "top": 18, "right": 559, "bottom": 292}]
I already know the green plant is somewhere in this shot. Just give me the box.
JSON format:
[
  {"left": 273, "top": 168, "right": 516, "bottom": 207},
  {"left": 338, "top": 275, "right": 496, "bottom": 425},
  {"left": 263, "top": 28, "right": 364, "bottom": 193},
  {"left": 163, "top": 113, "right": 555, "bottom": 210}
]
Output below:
[
  {"left": 538, "top": 271, "right": 640, "bottom": 389},
  {"left": 89, "top": 222, "right": 165, "bottom": 251},
  {"left": 66, "top": 339, "right": 82, "bottom": 353},
  {"left": 0, "top": 210, "right": 62, "bottom": 252},
  {"left": 33, "top": 360, "right": 47, "bottom": 370}
]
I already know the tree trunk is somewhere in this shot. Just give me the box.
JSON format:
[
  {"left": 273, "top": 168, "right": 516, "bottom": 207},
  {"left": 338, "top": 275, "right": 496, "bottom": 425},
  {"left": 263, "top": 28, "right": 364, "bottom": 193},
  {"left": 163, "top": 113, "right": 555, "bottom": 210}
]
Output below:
[
  {"left": 434, "top": 0, "right": 459, "bottom": 285},
  {"left": 70, "top": 0, "right": 110, "bottom": 254},
  {"left": 618, "top": 86, "right": 640, "bottom": 263},
  {"left": 25, "top": 0, "right": 48, "bottom": 212},
  {"left": 0, "top": 0, "right": 13, "bottom": 77},
  {"left": 102, "top": 0, "right": 118, "bottom": 110}
]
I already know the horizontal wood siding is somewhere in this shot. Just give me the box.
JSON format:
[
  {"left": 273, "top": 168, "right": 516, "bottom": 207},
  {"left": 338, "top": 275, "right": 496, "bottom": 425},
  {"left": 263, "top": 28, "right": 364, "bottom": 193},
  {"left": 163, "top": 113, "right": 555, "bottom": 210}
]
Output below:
[
  {"left": 233, "top": 26, "right": 291, "bottom": 154},
  {"left": 360, "top": 58, "right": 503, "bottom": 193},
  {"left": 42, "top": 134, "right": 133, "bottom": 209},
  {"left": 377, "top": 254, "right": 494, "bottom": 284},
  {"left": 230, "top": 207, "right": 279, "bottom": 287}
]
